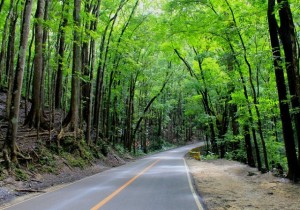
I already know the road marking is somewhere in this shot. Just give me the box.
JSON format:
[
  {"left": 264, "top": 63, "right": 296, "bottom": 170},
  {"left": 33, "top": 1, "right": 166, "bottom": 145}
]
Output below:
[
  {"left": 90, "top": 159, "right": 160, "bottom": 210},
  {"left": 183, "top": 158, "right": 204, "bottom": 210}
]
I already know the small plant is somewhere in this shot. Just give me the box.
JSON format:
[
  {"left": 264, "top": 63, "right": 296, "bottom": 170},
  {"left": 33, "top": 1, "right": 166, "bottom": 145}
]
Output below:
[
  {"left": 0, "top": 166, "right": 7, "bottom": 181},
  {"left": 14, "top": 168, "right": 29, "bottom": 181},
  {"left": 201, "top": 151, "right": 218, "bottom": 160},
  {"left": 114, "top": 144, "right": 128, "bottom": 156},
  {"left": 62, "top": 152, "right": 86, "bottom": 169}
]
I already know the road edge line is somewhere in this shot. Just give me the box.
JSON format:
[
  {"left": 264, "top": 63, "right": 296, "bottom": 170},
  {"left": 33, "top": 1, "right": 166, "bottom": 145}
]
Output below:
[{"left": 183, "top": 158, "right": 206, "bottom": 210}]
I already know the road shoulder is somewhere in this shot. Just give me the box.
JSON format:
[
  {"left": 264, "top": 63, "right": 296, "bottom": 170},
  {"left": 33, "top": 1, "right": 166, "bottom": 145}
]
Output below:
[{"left": 185, "top": 158, "right": 300, "bottom": 209}]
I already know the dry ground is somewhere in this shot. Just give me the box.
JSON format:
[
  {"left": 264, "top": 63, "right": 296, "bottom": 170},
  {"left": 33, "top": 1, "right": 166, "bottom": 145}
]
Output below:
[{"left": 186, "top": 158, "right": 300, "bottom": 210}]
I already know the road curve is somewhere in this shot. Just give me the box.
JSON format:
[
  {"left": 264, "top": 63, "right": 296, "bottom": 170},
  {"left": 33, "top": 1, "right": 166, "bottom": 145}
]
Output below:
[{"left": 2, "top": 143, "right": 204, "bottom": 210}]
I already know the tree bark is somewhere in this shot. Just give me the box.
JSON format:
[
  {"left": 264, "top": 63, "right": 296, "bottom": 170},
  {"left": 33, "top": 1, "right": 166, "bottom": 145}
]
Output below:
[
  {"left": 62, "top": 0, "right": 82, "bottom": 134},
  {"left": 82, "top": 0, "right": 92, "bottom": 143},
  {"left": 277, "top": 0, "right": 300, "bottom": 165},
  {"left": 267, "top": 0, "right": 300, "bottom": 180},
  {"left": 5, "top": 0, "right": 33, "bottom": 164},
  {"left": 0, "top": 0, "right": 15, "bottom": 87},
  {"left": 225, "top": 0, "right": 267, "bottom": 170},
  {"left": 24, "top": 0, "right": 47, "bottom": 131},
  {"left": 55, "top": 0, "right": 69, "bottom": 109},
  {"left": 0, "top": 0, "right": 4, "bottom": 13},
  {"left": 94, "top": 1, "right": 127, "bottom": 141},
  {"left": 25, "top": 27, "right": 35, "bottom": 116},
  {"left": 5, "top": 0, "right": 18, "bottom": 119}
]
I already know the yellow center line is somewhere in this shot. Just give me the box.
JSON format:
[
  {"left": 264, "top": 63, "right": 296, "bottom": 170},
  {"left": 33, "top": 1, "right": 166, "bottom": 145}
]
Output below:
[{"left": 90, "top": 159, "right": 160, "bottom": 210}]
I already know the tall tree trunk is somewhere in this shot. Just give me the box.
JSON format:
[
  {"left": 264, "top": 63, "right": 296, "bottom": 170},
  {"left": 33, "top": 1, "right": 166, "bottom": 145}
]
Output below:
[
  {"left": 24, "top": 0, "right": 47, "bottom": 131},
  {"left": 94, "top": 2, "right": 124, "bottom": 141},
  {"left": 225, "top": 0, "right": 267, "bottom": 170},
  {"left": 193, "top": 47, "right": 220, "bottom": 154},
  {"left": 25, "top": 27, "right": 35, "bottom": 116},
  {"left": 226, "top": 39, "right": 261, "bottom": 170},
  {"left": 84, "top": 0, "right": 101, "bottom": 144},
  {"left": 0, "top": 0, "right": 15, "bottom": 86},
  {"left": 62, "top": 0, "right": 82, "bottom": 134},
  {"left": 5, "top": 0, "right": 33, "bottom": 165},
  {"left": 124, "top": 74, "right": 136, "bottom": 151},
  {"left": 105, "top": 0, "right": 140, "bottom": 141},
  {"left": 55, "top": 0, "right": 69, "bottom": 109},
  {"left": 175, "top": 48, "right": 218, "bottom": 153},
  {"left": 94, "top": 22, "right": 109, "bottom": 142},
  {"left": 244, "top": 125, "right": 255, "bottom": 167},
  {"left": 82, "top": 0, "right": 101, "bottom": 144},
  {"left": 268, "top": 0, "right": 300, "bottom": 180},
  {"left": 41, "top": 0, "right": 49, "bottom": 111},
  {"left": 0, "top": 0, "right": 4, "bottom": 13},
  {"left": 277, "top": 0, "right": 300, "bottom": 165},
  {"left": 6, "top": 0, "right": 18, "bottom": 119},
  {"left": 82, "top": 1, "right": 92, "bottom": 143}
]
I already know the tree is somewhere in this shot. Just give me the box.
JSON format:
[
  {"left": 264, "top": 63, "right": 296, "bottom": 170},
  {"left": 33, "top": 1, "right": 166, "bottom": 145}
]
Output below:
[
  {"left": 55, "top": 0, "right": 69, "bottom": 109},
  {"left": 5, "top": 0, "right": 33, "bottom": 166},
  {"left": 267, "top": 0, "right": 300, "bottom": 180},
  {"left": 276, "top": 0, "right": 300, "bottom": 164},
  {"left": 62, "top": 0, "right": 82, "bottom": 134},
  {"left": 24, "top": 0, "right": 48, "bottom": 131},
  {"left": 5, "top": 0, "right": 19, "bottom": 118}
]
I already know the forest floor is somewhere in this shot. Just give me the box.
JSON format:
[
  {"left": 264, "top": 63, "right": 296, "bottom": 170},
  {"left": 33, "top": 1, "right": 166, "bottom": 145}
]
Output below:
[{"left": 186, "top": 157, "right": 300, "bottom": 210}]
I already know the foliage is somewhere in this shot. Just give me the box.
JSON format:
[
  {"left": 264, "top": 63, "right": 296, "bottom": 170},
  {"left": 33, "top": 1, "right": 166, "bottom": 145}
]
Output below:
[
  {"left": 1, "top": 0, "right": 300, "bottom": 180},
  {"left": 201, "top": 152, "right": 219, "bottom": 161},
  {"left": 14, "top": 168, "right": 29, "bottom": 181}
]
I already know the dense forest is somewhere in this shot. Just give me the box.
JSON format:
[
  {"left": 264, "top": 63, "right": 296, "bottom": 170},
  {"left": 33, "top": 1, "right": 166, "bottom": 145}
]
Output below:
[{"left": 0, "top": 0, "right": 300, "bottom": 181}]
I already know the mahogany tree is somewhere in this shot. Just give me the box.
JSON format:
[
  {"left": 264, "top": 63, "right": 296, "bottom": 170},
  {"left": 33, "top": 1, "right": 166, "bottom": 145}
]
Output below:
[{"left": 5, "top": 0, "right": 33, "bottom": 166}]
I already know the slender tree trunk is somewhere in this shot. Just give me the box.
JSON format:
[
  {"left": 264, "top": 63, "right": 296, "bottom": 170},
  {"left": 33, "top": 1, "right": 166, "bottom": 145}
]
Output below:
[
  {"left": 25, "top": 27, "right": 35, "bottom": 116},
  {"left": 94, "top": 22, "right": 109, "bottom": 142},
  {"left": 244, "top": 125, "right": 255, "bottom": 167},
  {"left": 24, "top": 0, "right": 47, "bottom": 131},
  {"left": 0, "top": 1, "right": 15, "bottom": 86},
  {"left": 55, "top": 0, "right": 69, "bottom": 109},
  {"left": 225, "top": 0, "right": 267, "bottom": 170},
  {"left": 94, "top": 1, "right": 125, "bottom": 141},
  {"left": 226, "top": 38, "right": 261, "bottom": 169},
  {"left": 133, "top": 72, "right": 169, "bottom": 138},
  {"left": 6, "top": 0, "right": 18, "bottom": 119},
  {"left": 175, "top": 48, "right": 218, "bottom": 153},
  {"left": 82, "top": 1, "right": 91, "bottom": 143},
  {"left": 0, "top": 0, "right": 4, "bottom": 13},
  {"left": 124, "top": 75, "right": 136, "bottom": 151},
  {"left": 277, "top": 0, "right": 300, "bottom": 164},
  {"left": 41, "top": 0, "right": 49, "bottom": 111},
  {"left": 62, "top": 0, "right": 82, "bottom": 134},
  {"left": 268, "top": 0, "right": 300, "bottom": 180},
  {"left": 105, "top": 0, "right": 140, "bottom": 141},
  {"left": 5, "top": 0, "right": 33, "bottom": 164}
]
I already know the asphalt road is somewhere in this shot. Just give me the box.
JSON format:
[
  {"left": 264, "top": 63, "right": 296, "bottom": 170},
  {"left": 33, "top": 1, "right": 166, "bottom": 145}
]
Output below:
[{"left": 2, "top": 143, "right": 204, "bottom": 210}]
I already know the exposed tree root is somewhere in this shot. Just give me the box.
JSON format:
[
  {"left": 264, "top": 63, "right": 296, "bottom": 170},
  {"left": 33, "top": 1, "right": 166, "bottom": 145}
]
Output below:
[
  {"left": 3, "top": 148, "right": 11, "bottom": 170},
  {"left": 15, "top": 189, "right": 45, "bottom": 193}
]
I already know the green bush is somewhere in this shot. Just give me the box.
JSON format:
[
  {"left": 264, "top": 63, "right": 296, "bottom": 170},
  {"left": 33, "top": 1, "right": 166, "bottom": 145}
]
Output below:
[{"left": 15, "top": 168, "right": 29, "bottom": 181}]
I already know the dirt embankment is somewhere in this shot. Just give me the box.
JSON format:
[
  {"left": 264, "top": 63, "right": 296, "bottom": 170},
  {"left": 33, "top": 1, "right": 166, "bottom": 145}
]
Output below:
[
  {"left": 186, "top": 158, "right": 300, "bottom": 210},
  {"left": 0, "top": 150, "right": 128, "bottom": 208}
]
